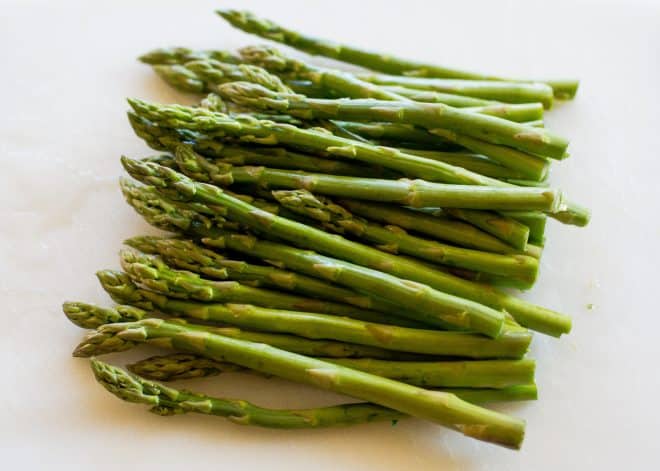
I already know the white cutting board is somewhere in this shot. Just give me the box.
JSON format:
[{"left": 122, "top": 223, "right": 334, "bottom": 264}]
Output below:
[{"left": 1, "top": 0, "right": 658, "bottom": 469}]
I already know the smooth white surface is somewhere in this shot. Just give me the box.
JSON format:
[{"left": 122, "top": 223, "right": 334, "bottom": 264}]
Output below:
[{"left": 2, "top": 0, "right": 659, "bottom": 468}]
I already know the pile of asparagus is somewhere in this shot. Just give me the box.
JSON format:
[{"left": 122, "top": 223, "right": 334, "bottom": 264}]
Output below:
[{"left": 64, "top": 10, "right": 589, "bottom": 450}]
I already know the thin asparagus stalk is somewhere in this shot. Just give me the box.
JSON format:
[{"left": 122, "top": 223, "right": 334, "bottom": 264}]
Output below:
[
  {"left": 92, "top": 359, "right": 537, "bottom": 430},
  {"left": 380, "top": 86, "right": 497, "bottom": 107},
  {"left": 120, "top": 179, "right": 569, "bottom": 336},
  {"left": 216, "top": 9, "right": 577, "bottom": 99},
  {"left": 127, "top": 99, "right": 588, "bottom": 226},
  {"left": 75, "top": 319, "right": 526, "bottom": 448},
  {"left": 123, "top": 157, "right": 514, "bottom": 337},
  {"left": 66, "top": 298, "right": 419, "bottom": 361},
  {"left": 273, "top": 189, "right": 539, "bottom": 285},
  {"left": 128, "top": 353, "right": 535, "bottom": 389},
  {"left": 216, "top": 82, "right": 567, "bottom": 159}
]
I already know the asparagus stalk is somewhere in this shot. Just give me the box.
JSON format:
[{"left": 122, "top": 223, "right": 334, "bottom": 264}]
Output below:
[
  {"left": 217, "top": 9, "right": 577, "bottom": 99},
  {"left": 128, "top": 353, "right": 535, "bottom": 389},
  {"left": 124, "top": 236, "right": 422, "bottom": 326},
  {"left": 503, "top": 211, "right": 547, "bottom": 244},
  {"left": 216, "top": 82, "right": 567, "bottom": 159},
  {"left": 127, "top": 99, "right": 588, "bottom": 226},
  {"left": 75, "top": 319, "right": 526, "bottom": 448},
  {"left": 121, "top": 178, "right": 569, "bottom": 336},
  {"left": 273, "top": 189, "right": 539, "bottom": 285},
  {"left": 123, "top": 158, "right": 513, "bottom": 337},
  {"left": 174, "top": 146, "right": 564, "bottom": 212},
  {"left": 67, "top": 297, "right": 416, "bottom": 361},
  {"left": 380, "top": 86, "right": 497, "bottom": 107},
  {"left": 92, "top": 359, "right": 537, "bottom": 430}
]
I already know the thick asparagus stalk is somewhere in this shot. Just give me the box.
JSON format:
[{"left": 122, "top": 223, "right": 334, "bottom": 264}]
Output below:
[
  {"left": 92, "top": 359, "right": 537, "bottom": 430},
  {"left": 216, "top": 82, "right": 567, "bottom": 159},
  {"left": 124, "top": 235, "right": 421, "bottom": 326},
  {"left": 120, "top": 179, "right": 569, "bottom": 336},
  {"left": 217, "top": 9, "right": 577, "bottom": 99},
  {"left": 122, "top": 158, "right": 511, "bottom": 337},
  {"left": 127, "top": 99, "right": 589, "bottom": 226},
  {"left": 273, "top": 189, "right": 538, "bottom": 284},
  {"left": 128, "top": 353, "right": 535, "bottom": 389},
  {"left": 66, "top": 297, "right": 416, "bottom": 361},
  {"left": 75, "top": 319, "right": 526, "bottom": 448},
  {"left": 174, "top": 146, "right": 563, "bottom": 212}
]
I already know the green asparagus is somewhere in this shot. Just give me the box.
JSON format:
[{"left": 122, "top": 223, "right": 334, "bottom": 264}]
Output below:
[
  {"left": 75, "top": 319, "right": 526, "bottom": 448},
  {"left": 123, "top": 157, "right": 512, "bottom": 337},
  {"left": 127, "top": 99, "right": 589, "bottom": 226},
  {"left": 93, "top": 358, "right": 537, "bottom": 430},
  {"left": 120, "top": 177, "right": 569, "bottom": 336},
  {"left": 217, "top": 9, "right": 577, "bottom": 99},
  {"left": 128, "top": 353, "right": 535, "bottom": 388},
  {"left": 216, "top": 82, "right": 567, "bottom": 158},
  {"left": 273, "top": 189, "right": 538, "bottom": 284}
]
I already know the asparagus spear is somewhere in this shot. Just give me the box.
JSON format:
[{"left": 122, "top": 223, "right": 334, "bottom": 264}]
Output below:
[
  {"left": 503, "top": 211, "right": 547, "bottom": 244},
  {"left": 216, "top": 82, "right": 567, "bottom": 159},
  {"left": 217, "top": 9, "right": 577, "bottom": 99},
  {"left": 174, "top": 145, "right": 563, "bottom": 212},
  {"left": 273, "top": 189, "right": 539, "bottom": 284},
  {"left": 121, "top": 178, "right": 569, "bottom": 336},
  {"left": 75, "top": 319, "right": 526, "bottom": 448},
  {"left": 379, "top": 86, "right": 497, "bottom": 107},
  {"left": 127, "top": 99, "right": 589, "bottom": 226},
  {"left": 123, "top": 158, "right": 513, "bottom": 337},
  {"left": 124, "top": 236, "right": 422, "bottom": 325},
  {"left": 128, "top": 353, "right": 535, "bottom": 389},
  {"left": 67, "top": 297, "right": 416, "bottom": 361},
  {"left": 92, "top": 359, "right": 537, "bottom": 430}
]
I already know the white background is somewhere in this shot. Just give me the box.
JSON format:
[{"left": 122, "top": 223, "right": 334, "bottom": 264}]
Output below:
[{"left": 2, "top": 0, "right": 659, "bottom": 469}]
